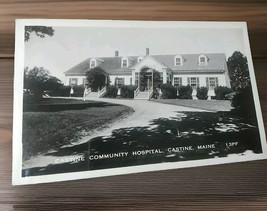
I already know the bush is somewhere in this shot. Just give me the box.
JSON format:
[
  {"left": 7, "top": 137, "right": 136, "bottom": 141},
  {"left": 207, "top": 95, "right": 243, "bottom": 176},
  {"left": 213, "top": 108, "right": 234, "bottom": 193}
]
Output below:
[
  {"left": 178, "top": 85, "right": 192, "bottom": 99},
  {"left": 197, "top": 87, "right": 208, "bottom": 100},
  {"left": 50, "top": 86, "right": 71, "bottom": 97},
  {"left": 215, "top": 86, "right": 233, "bottom": 100},
  {"left": 160, "top": 84, "right": 177, "bottom": 99},
  {"left": 120, "top": 85, "right": 137, "bottom": 98},
  {"left": 73, "top": 85, "right": 85, "bottom": 97},
  {"left": 104, "top": 86, "right": 118, "bottom": 98}
]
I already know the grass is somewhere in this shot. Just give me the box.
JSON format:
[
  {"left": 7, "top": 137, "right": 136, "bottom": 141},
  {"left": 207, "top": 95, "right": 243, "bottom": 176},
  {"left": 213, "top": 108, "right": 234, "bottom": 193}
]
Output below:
[
  {"left": 22, "top": 98, "right": 134, "bottom": 161},
  {"left": 151, "top": 99, "right": 232, "bottom": 111},
  {"left": 23, "top": 110, "right": 263, "bottom": 177}
]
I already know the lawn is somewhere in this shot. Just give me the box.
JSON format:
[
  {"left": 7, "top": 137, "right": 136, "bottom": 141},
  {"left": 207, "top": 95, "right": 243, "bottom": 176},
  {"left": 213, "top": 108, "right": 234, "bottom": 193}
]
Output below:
[
  {"left": 23, "top": 110, "right": 263, "bottom": 177},
  {"left": 151, "top": 99, "right": 232, "bottom": 111},
  {"left": 22, "top": 98, "right": 134, "bottom": 161}
]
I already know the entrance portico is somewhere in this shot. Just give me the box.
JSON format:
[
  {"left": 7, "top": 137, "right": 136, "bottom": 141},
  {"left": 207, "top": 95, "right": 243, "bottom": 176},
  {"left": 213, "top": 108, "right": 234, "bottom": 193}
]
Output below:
[{"left": 131, "top": 56, "right": 171, "bottom": 99}]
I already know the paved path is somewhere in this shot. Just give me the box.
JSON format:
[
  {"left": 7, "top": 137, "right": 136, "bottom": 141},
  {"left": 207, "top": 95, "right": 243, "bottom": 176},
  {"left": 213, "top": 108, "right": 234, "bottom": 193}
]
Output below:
[
  {"left": 80, "top": 97, "right": 207, "bottom": 138},
  {"left": 23, "top": 97, "right": 208, "bottom": 169}
]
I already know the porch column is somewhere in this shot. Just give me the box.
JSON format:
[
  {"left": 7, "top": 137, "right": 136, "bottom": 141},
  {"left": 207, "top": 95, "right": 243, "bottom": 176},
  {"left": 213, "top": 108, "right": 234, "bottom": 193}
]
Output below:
[{"left": 163, "top": 71, "right": 167, "bottom": 83}]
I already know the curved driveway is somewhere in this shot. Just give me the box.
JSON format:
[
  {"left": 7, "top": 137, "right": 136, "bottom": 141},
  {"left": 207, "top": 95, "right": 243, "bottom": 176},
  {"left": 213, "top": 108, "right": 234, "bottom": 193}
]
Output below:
[
  {"left": 23, "top": 97, "right": 208, "bottom": 169},
  {"left": 77, "top": 97, "right": 208, "bottom": 142}
]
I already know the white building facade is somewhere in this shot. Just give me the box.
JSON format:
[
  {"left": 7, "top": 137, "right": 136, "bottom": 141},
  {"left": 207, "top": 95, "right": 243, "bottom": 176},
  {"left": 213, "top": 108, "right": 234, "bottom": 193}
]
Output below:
[{"left": 64, "top": 48, "right": 230, "bottom": 98}]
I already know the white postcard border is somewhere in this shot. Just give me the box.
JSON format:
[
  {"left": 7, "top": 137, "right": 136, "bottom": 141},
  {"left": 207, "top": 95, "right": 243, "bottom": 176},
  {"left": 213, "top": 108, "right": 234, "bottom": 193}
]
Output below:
[{"left": 12, "top": 19, "right": 267, "bottom": 185}]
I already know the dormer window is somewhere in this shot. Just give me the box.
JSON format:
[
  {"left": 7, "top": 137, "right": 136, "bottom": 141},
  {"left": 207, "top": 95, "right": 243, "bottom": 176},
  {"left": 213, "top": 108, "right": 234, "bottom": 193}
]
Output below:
[
  {"left": 174, "top": 55, "right": 183, "bottom": 66},
  {"left": 137, "top": 56, "right": 143, "bottom": 63},
  {"left": 199, "top": 54, "right": 208, "bottom": 66},
  {"left": 121, "top": 57, "right": 129, "bottom": 67},
  {"left": 90, "top": 59, "right": 97, "bottom": 68}
]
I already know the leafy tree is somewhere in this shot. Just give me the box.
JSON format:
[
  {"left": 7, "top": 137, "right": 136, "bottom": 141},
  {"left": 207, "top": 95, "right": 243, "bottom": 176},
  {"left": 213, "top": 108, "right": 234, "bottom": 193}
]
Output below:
[
  {"left": 25, "top": 26, "right": 55, "bottom": 42},
  {"left": 227, "top": 51, "right": 250, "bottom": 91},
  {"left": 24, "top": 67, "right": 63, "bottom": 101},
  {"left": 86, "top": 67, "right": 109, "bottom": 91}
]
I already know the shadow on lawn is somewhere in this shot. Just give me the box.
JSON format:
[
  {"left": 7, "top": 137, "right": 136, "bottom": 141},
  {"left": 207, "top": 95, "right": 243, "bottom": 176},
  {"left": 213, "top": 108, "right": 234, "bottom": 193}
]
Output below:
[{"left": 22, "top": 112, "right": 263, "bottom": 177}]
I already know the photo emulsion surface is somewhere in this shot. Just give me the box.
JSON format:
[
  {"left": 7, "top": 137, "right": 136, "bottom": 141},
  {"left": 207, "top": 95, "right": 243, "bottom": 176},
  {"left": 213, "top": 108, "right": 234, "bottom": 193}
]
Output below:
[{"left": 13, "top": 20, "right": 267, "bottom": 185}]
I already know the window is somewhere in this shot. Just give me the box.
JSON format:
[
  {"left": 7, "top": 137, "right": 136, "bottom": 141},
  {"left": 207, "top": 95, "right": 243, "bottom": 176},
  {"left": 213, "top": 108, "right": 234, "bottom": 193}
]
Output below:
[
  {"left": 69, "top": 78, "right": 78, "bottom": 85},
  {"left": 121, "top": 57, "right": 128, "bottom": 67},
  {"left": 82, "top": 78, "right": 88, "bottom": 86},
  {"left": 90, "top": 59, "right": 96, "bottom": 68},
  {"left": 135, "top": 73, "right": 139, "bottom": 86},
  {"left": 160, "top": 73, "right": 163, "bottom": 82},
  {"left": 173, "top": 77, "right": 182, "bottom": 89},
  {"left": 116, "top": 78, "right": 125, "bottom": 88},
  {"left": 122, "top": 60, "right": 127, "bottom": 67},
  {"left": 199, "top": 55, "right": 207, "bottom": 66},
  {"left": 137, "top": 56, "right": 143, "bottom": 63},
  {"left": 174, "top": 55, "right": 183, "bottom": 66},
  {"left": 206, "top": 77, "right": 218, "bottom": 89},
  {"left": 175, "top": 58, "right": 181, "bottom": 66},
  {"left": 188, "top": 77, "right": 199, "bottom": 89},
  {"left": 130, "top": 77, "right": 132, "bottom": 85}
]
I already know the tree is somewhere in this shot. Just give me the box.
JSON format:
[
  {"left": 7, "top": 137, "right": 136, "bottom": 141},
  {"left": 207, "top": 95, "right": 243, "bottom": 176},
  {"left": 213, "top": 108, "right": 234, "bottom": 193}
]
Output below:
[
  {"left": 24, "top": 67, "right": 63, "bottom": 101},
  {"left": 25, "top": 26, "right": 55, "bottom": 42},
  {"left": 227, "top": 51, "right": 250, "bottom": 91},
  {"left": 86, "top": 67, "right": 109, "bottom": 91}
]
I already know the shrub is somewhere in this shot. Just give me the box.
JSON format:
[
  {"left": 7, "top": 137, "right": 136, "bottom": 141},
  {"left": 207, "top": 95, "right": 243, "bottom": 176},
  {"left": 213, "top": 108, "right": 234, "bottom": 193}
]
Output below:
[
  {"left": 215, "top": 86, "right": 233, "bottom": 100},
  {"left": 120, "top": 85, "right": 137, "bottom": 98},
  {"left": 73, "top": 85, "right": 85, "bottom": 97},
  {"left": 160, "top": 84, "right": 177, "bottom": 99},
  {"left": 104, "top": 86, "right": 118, "bottom": 98},
  {"left": 50, "top": 86, "right": 71, "bottom": 97},
  {"left": 178, "top": 85, "right": 192, "bottom": 99},
  {"left": 196, "top": 87, "right": 208, "bottom": 100}
]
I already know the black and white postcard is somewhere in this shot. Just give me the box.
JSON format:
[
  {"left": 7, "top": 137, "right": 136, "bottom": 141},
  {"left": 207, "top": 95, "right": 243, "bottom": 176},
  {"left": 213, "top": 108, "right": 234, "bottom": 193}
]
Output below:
[{"left": 13, "top": 19, "right": 267, "bottom": 185}]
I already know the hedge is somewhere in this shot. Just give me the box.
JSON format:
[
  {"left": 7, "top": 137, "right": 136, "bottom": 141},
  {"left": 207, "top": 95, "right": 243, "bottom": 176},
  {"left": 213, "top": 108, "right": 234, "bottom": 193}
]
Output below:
[
  {"left": 196, "top": 87, "right": 208, "bottom": 100},
  {"left": 178, "top": 85, "right": 192, "bottom": 99},
  {"left": 104, "top": 86, "right": 118, "bottom": 98},
  {"left": 120, "top": 85, "right": 137, "bottom": 98},
  {"left": 160, "top": 84, "right": 177, "bottom": 99},
  {"left": 214, "top": 86, "right": 233, "bottom": 100}
]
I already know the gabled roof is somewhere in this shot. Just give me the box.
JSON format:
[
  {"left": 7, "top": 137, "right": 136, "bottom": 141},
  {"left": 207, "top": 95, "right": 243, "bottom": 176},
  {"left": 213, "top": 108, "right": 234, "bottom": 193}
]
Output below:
[
  {"left": 64, "top": 56, "right": 138, "bottom": 76},
  {"left": 64, "top": 53, "right": 226, "bottom": 76},
  {"left": 153, "top": 53, "right": 226, "bottom": 73}
]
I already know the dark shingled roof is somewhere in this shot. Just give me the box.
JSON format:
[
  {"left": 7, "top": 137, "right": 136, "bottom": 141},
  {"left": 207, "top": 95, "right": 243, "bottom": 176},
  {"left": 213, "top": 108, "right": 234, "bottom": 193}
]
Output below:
[{"left": 64, "top": 53, "right": 226, "bottom": 76}]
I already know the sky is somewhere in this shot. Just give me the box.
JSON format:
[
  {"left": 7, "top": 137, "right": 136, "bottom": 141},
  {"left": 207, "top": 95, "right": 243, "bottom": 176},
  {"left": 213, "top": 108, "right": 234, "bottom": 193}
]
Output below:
[{"left": 24, "top": 26, "right": 246, "bottom": 81}]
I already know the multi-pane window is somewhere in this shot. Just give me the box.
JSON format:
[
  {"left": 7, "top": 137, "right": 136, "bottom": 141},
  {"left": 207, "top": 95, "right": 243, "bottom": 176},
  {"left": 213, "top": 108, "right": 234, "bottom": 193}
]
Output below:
[
  {"left": 90, "top": 60, "right": 96, "bottom": 68},
  {"left": 160, "top": 73, "right": 163, "bottom": 82},
  {"left": 188, "top": 77, "right": 199, "bottom": 89},
  {"left": 69, "top": 78, "right": 78, "bottom": 86},
  {"left": 173, "top": 77, "right": 182, "bottom": 89},
  {"left": 135, "top": 73, "right": 139, "bottom": 86},
  {"left": 199, "top": 56, "right": 207, "bottom": 66},
  {"left": 122, "top": 59, "right": 128, "bottom": 67},
  {"left": 206, "top": 77, "right": 218, "bottom": 89},
  {"left": 82, "top": 78, "right": 88, "bottom": 86},
  {"left": 116, "top": 78, "right": 125, "bottom": 88},
  {"left": 175, "top": 57, "right": 182, "bottom": 66}
]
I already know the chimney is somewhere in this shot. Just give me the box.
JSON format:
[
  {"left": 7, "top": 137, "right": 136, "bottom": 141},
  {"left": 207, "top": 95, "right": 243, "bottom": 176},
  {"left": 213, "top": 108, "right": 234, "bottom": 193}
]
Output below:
[
  {"left": 115, "top": 50, "right": 119, "bottom": 57},
  {"left": 146, "top": 48, "right": 149, "bottom": 56}
]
